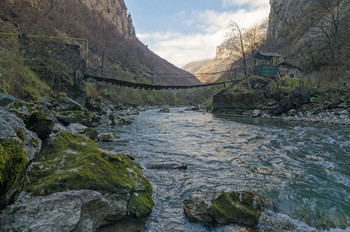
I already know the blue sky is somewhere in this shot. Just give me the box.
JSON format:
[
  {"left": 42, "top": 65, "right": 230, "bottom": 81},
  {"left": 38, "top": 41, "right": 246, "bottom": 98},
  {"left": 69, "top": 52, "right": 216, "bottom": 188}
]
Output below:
[{"left": 124, "top": 0, "right": 270, "bottom": 67}]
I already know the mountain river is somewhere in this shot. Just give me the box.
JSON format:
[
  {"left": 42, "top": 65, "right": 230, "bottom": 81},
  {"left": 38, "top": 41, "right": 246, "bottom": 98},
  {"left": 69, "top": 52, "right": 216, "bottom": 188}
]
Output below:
[{"left": 98, "top": 108, "right": 350, "bottom": 232}]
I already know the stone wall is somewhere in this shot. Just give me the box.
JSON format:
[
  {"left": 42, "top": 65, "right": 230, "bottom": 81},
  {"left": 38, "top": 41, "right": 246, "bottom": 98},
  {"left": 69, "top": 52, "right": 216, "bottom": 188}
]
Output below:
[{"left": 19, "top": 35, "right": 83, "bottom": 72}]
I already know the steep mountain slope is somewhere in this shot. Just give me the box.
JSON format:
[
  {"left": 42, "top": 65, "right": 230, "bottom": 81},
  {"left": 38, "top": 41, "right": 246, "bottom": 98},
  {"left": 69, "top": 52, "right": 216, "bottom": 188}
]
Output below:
[
  {"left": 0, "top": 0, "right": 199, "bottom": 86},
  {"left": 182, "top": 59, "right": 213, "bottom": 74},
  {"left": 267, "top": 0, "right": 350, "bottom": 75},
  {"left": 193, "top": 43, "right": 237, "bottom": 83}
]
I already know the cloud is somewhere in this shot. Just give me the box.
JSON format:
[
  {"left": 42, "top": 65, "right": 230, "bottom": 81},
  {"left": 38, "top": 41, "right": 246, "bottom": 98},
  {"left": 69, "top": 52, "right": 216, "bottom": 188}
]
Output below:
[
  {"left": 222, "top": 0, "right": 269, "bottom": 9},
  {"left": 139, "top": 31, "right": 222, "bottom": 67},
  {"left": 137, "top": 1, "right": 270, "bottom": 67}
]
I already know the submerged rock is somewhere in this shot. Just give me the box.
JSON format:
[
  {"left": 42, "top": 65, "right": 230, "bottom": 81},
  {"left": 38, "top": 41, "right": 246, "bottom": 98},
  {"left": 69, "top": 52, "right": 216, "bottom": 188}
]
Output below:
[
  {"left": 98, "top": 133, "right": 120, "bottom": 142},
  {"left": 116, "top": 117, "right": 133, "bottom": 125},
  {"left": 158, "top": 107, "right": 170, "bottom": 113},
  {"left": 183, "top": 190, "right": 272, "bottom": 227},
  {"left": 147, "top": 163, "right": 187, "bottom": 170}
]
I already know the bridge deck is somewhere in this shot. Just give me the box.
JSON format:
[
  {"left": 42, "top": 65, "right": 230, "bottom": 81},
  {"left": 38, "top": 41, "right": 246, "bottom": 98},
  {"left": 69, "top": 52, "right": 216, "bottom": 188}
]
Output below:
[{"left": 84, "top": 74, "right": 237, "bottom": 90}]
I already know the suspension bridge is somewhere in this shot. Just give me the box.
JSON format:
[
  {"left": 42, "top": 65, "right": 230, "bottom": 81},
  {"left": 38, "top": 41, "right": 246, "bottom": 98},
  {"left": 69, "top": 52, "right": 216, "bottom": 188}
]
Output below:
[{"left": 83, "top": 68, "right": 239, "bottom": 90}]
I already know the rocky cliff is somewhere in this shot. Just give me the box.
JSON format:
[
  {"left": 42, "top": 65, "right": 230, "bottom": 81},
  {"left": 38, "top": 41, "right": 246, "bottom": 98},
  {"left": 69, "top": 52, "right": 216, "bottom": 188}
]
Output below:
[
  {"left": 267, "top": 0, "right": 350, "bottom": 73},
  {"left": 0, "top": 0, "right": 199, "bottom": 86},
  {"left": 80, "top": 0, "right": 135, "bottom": 37},
  {"left": 267, "top": 0, "right": 313, "bottom": 42},
  {"left": 182, "top": 39, "right": 238, "bottom": 83},
  {"left": 25, "top": 0, "right": 134, "bottom": 37}
]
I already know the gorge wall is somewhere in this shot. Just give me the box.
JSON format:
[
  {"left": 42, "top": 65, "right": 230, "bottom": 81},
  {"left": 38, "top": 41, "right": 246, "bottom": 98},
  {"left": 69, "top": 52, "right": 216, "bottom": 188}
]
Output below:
[
  {"left": 1, "top": 0, "right": 199, "bottom": 85},
  {"left": 267, "top": 0, "right": 350, "bottom": 73}
]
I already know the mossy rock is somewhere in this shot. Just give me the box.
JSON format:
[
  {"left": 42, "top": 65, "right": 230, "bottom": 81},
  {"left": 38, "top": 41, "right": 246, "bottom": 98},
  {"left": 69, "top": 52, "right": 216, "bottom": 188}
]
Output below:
[
  {"left": 55, "top": 109, "right": 100, "bottom": 127},
  {"left": 183, "top": 190, "right": 272, "bottom": 228},
  {"left": 0, "top": 139, "right": 28, "bottom": 208},
  {"left": 97, "top": 133, "right": 120, "bottom": 142},
  {"left": 6, "top": 101, "right": 57, "bottom": 139},
  {"left": 25, "top": 132, "right": 153, "bottom": 218},
  {"left": 85, "top": 127, "right": 99, "bottom": 141},
  {"left": 5, "top": 101, "right": 39, "bottom": 120}
]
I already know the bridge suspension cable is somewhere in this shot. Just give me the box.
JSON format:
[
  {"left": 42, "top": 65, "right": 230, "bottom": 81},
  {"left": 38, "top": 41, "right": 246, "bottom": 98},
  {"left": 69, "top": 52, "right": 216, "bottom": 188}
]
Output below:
[{"left": 84, "top": 74, "right": 238, "bottom": 90}]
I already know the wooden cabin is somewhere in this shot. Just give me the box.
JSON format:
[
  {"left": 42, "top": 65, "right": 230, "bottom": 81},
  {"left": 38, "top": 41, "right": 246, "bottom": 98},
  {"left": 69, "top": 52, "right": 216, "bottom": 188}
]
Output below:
[
  {"left": 253, "top": 51, "right": 281, "bottom": 78},
  {"left": 277, "top": 61, "right": 303, "bottom": 78}
]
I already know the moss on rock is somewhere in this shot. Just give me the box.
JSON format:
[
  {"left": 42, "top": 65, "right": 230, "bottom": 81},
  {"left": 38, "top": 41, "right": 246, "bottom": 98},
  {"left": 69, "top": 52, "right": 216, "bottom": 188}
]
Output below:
[
  {"left": 129, "top": 190, "right": 154, "bottom": 219},
  {"left": 210, "top": 191, "right": 259, "bottom": 226},
  {"left": 25, "top": 132, "right": 153, "bottom": 218},
  {"left": 85, "top": 127, "right": 99, "bottom": 141},
  {"left": 15, "top": 129, "right": 25, "bottom": 142},
  {"left": 184, "top": 190, "right": 272, "bottom": 228},
  {"left": 0, "top": 139, "right": 28, "bottom": 196}
]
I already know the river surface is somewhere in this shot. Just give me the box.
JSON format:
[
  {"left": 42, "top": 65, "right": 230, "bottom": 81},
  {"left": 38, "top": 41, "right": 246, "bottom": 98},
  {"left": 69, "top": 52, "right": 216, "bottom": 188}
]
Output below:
[{"left": 98, "top": 108, "right": 350, "bottom": 232}]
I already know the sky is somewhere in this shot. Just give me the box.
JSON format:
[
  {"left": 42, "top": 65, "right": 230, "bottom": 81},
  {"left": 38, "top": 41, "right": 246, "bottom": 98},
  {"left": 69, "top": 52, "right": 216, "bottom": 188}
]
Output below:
[{"left": 124, "top": 0, "right": 270, "bottom": 68}]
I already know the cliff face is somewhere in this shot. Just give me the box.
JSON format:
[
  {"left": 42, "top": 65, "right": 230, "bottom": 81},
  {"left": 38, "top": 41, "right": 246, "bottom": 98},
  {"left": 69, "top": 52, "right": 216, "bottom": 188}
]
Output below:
[
  {"left": 80, "top": 0, "right": 135, "bottom": 37},
  {"left": 267, "top": 0, "right": 350, "bottom": 73},
  {"left": 1, "top": 0, "right": 198, "bottom": 85},
  {"left": 22, "top": 0, "right": 134, "bottom": 37},
  {"left": 267, "top": 0, "right": 313, "bottom": 42}
]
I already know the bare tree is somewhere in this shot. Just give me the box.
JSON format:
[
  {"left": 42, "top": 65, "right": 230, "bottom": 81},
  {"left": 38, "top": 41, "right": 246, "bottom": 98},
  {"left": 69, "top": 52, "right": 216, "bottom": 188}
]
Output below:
[
  {"left": 228, "top": 22, "right": 250, "bottom": 88},
  {"left": 313, "top": 0, "right": 350, "bottom": 81},
  {"left": 227, "top": 21, "right": 266, "bottom": 89}
]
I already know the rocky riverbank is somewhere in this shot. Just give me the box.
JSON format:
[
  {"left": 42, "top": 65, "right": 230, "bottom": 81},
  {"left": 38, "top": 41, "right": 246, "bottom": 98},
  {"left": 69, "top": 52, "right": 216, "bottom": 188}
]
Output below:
[
  {"left": 0, "top": 92, "right": 154, "bottom": 232},
  {"left": 213, "top": 77, "right": 350, "bottom": 125}
]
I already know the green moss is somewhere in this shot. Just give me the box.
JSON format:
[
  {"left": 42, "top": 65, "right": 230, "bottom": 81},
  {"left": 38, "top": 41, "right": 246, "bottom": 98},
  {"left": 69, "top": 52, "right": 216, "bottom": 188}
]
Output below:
[
  {"left": 57, "top": 110, "right": 99, "bottom": 127},
  {"left": 128, "top": 191, "right": 154, "bottom": 219},
  {"left": 209, "top": 191, "right": 259, "bottom": 226},
  {"left": 0, "top": 139, "right": 28, "bottom": 195},
  {"left": 29, "top": 138, "right": 40, "bottom": 148},
  {"left": 7, "top": 102, "right": 41, "bottom": 120},
  {"left": 85, "top": 127, "right": 99, "bottom": 140},
  {"left": 0, "top": 50, "right": 52, "bottom": 100},
  {"left": 25, "top": 132, "right": 152, "bottom": 199},
  {"left": 15, "top": 129, "right": 25, "bottom": 142}
]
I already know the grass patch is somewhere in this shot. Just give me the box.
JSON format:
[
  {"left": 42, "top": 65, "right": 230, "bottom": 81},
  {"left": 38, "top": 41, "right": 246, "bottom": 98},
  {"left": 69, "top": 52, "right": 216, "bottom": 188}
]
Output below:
[{"left": 0, "top": 49, "right": 52, "bottom": 100}]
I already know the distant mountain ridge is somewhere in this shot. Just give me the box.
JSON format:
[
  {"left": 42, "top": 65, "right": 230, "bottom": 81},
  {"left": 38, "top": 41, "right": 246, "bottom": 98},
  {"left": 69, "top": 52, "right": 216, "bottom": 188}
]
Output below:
[
  {"left": 184, "top": 20, "right": 267, "bottom": 83},
  {"left": 182, "top": 59, "right": 213, "bottom": 74}
]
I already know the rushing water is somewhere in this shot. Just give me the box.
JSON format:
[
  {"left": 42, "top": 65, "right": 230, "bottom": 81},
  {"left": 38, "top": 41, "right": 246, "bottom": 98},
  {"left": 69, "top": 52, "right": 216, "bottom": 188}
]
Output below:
[{"left": 98, "top": 108, "right": 350, "bottom": 232}]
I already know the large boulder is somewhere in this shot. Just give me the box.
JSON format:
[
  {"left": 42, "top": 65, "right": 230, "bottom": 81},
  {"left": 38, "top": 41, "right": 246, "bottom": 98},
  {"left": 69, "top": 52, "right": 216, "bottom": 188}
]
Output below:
[
  {"left": 0, "top": 92, "right": 24, "bottom": 108},
  {"left": 66, "top": 123, "right": 88, "bottom": 134},
  {"left": 52, "top": 96, "right": 100, "bottom": 127},
  {"left": 5, "top": 101, "right": 57, "bottom": 140},
  {"left": 0, "top": 190, "right": 122, "bottom": 232},
  {"left": 108, "top": 114, "right": 133, "bottom": 126},
  {"left": 14, "top": 132, "right": 153, "bottom": 230},
  {"left": 158, "top": 107, "right": 170, "bottom": 113},
  {"left": 0, "top": 110, "right": 41, "bottom": 209},
  {"left": 183, "top": 190, "right": 272, "bottom": 227}
]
